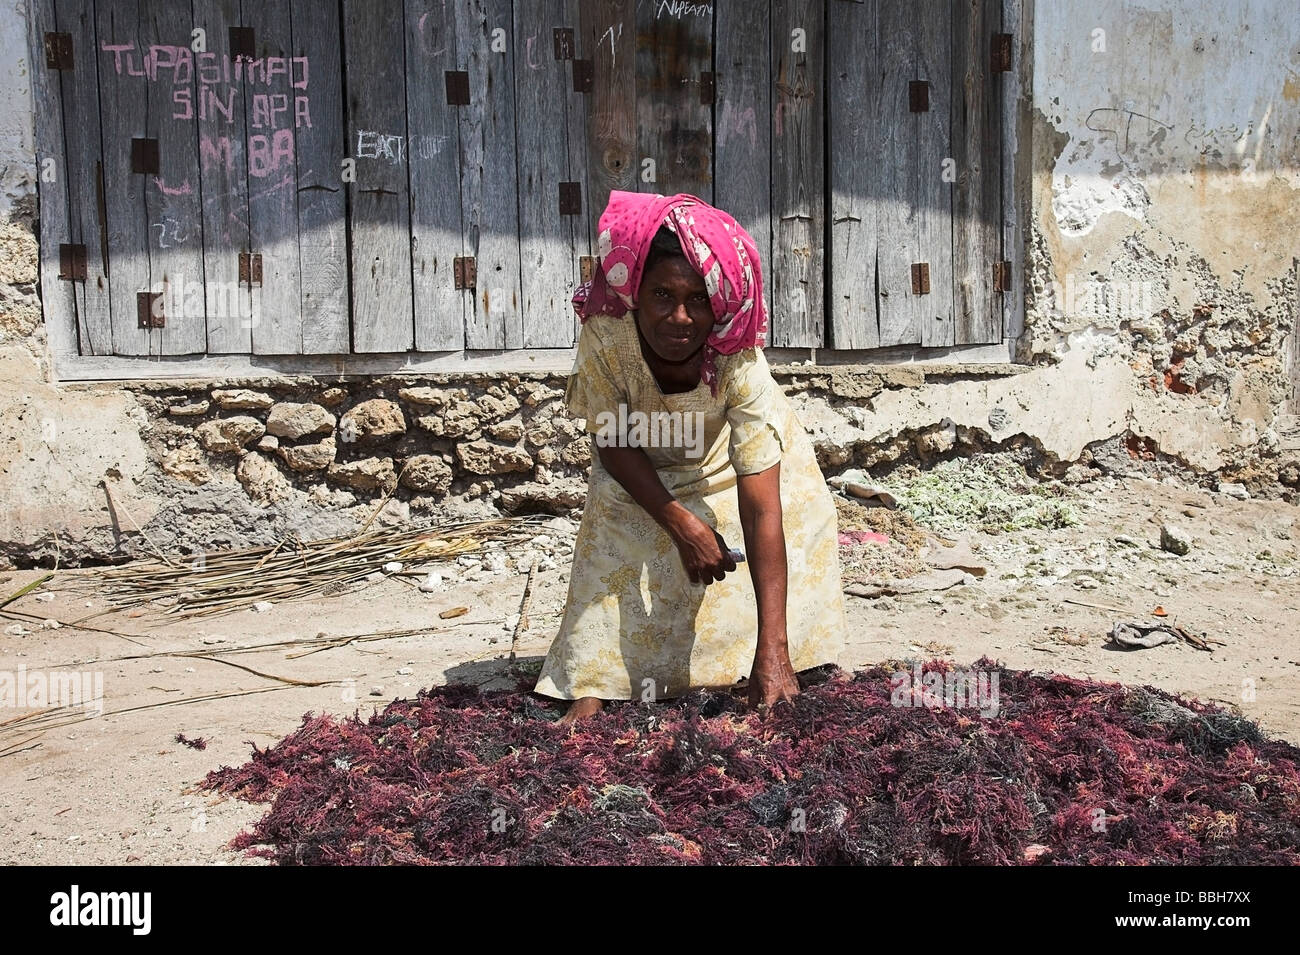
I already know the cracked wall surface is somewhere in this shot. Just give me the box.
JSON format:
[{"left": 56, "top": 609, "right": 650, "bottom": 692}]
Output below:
[{"left": 1, "top": 0, "right": 1298, "bottom": 565}]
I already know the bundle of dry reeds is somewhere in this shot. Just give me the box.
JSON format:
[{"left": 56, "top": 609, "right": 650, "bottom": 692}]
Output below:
[{"left": 87, "top": 517, "right": 549, "bottom": 617}]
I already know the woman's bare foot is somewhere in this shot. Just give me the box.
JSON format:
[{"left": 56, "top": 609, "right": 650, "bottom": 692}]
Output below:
[{"left": 558, "top": 696, "right": 604, "bottom": 725}]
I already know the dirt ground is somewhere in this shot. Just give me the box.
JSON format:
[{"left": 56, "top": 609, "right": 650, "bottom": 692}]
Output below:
[{"left": 0, "top": 474, "right": 1296, "bottom": 865}]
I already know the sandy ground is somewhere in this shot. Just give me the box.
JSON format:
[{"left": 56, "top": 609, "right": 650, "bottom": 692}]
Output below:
[{"left": 0, "top": 474, "right": 1296, "bottom": 865}]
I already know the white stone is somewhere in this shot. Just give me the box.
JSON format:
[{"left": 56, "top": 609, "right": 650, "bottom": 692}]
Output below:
[{"left": 252, "top": 600, "right": 274, "bottom": 613}]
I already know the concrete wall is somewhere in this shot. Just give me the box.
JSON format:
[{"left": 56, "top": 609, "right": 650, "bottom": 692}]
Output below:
[{"left": 1, "top": 0, "right": 1297, "bottom": 566}]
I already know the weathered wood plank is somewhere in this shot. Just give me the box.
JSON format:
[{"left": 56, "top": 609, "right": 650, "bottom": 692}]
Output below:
[
  {"left": 191, "top": 0, "right": 252, "bottom": 355},
  {"left": 873, "top": 0, "right": 953, "bottom": 348},
  {"left": 580, "top": 0, "right": 635, "bottom": 238},
  {"left": 562, "top": 0, "right": 592, "bottom": 344},
  {"left": 770, "top": 0, "right": 823, "bottom": 347},
  {"left": 517, "top": 0, "right": 584, "bottom": 347},
  {"left": 344, "top": 0, "right": 414, "bottom": 352},
  {"left": 291, "top": 0, "right": 348, "bottom": 354},
  {"left": 52, "top": 0, "right": 113, "bottom": 356},
  {"left": 951, "top": 0, "right": 1002, "bottom": 346},
  {"left": 142, "top": 0, "right": 207, "bottom": 355},
  {"left": 1001, "top": 0, "right": 1027, "bottom": 344},
  {"left": 827, "top": 0, "right": 879, "bottom": 349},
  {"left": 635, "top": 0, "right": 712, "bottom": 201},
  {"left": 715, "top": 0, "right": 772, "bottom": 313},
  {"left": 242, "top": 0, "right": 302, "bottom": 355},
  {"left": 455, "top": 0, "right": 522, "bottom": 350},
  {"left": 95, "top": 0, "right": 156, "bottom": 355},
  {"left": 406, "top": 0, "right": 464, "bottom": 351}
]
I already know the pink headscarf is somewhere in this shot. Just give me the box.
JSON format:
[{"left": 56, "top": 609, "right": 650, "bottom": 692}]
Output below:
[{"left": 572, "top": 191, "right": 769, "bottom": 394}]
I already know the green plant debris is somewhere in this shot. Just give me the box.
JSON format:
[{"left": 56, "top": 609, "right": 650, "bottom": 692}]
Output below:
[{"left": 884, "top": 457, "right": 1080, "bottom": 534}]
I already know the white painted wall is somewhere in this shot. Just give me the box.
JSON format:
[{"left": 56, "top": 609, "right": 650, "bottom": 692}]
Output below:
[{"left": 0, "top": 0, "right": 36, "bottom": 217}]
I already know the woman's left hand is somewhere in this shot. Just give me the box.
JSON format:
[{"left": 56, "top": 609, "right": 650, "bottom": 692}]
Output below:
[{"left": 748, "top": 648, "right": 800, "bottom": 710}]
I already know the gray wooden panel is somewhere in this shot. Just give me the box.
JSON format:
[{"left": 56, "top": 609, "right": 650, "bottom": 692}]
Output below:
[
  {"left": 951, "top": 0, "right": 1002, "bottom": 346},
  {"left": 455, "top": 0, "right": 522, "bottom": 350},
  {"left": 715, "top": 0, "right": 772, "bottom": 310},
  {"left": 344, "top": 0, "right": 413, "bottom": 352},
  {"left": 873, "top": 0, "right": 953, "bottom": 348},
  {"left": 291, "top": 0, "right": 348, "bottom": 354},
  {"left": 145, "top": 0, "right": 207, "bottom": 355},
  {"left": 770, "top": 0, "right": 823, "bottom": 347},
  {"left": 517, "top": 0, "right": 584, "bottom": 347},
  {"left": 1001, "top": 0, "right": 1027, "bottom": 343},
  {"left": 192, "top": 0, "right": 252, "bottom": 355},
  {"left": 54, "top": 0, "right": 113, "bottom": 355},
  {"left": 827, "top": 0, "right": 880, "bottom": 349},
  {"left": 563, "top": 0, "right": 591, "bottom": 344},
  {"left": 635, "top": 0, "right": 712, "bottom": 201},
  {"left": 580, "top": 0, "right": 635, "bottom": 240},
  {"left": 95, "top": 0, "right": 155, "bottom": 355},
  {"left": 28, "top": 0, "right": 80, "bottom": 359},
  {"left": 406, "top": 0, "right": 464, "bottom": 351},
  {"left": 245, "top": 0, "right": 303, "bottom": 355}
]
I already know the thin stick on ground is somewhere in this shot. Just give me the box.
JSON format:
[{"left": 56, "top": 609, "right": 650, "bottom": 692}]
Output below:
[{"left": 511, "top": 560, "right": 539, "bottom": 665}]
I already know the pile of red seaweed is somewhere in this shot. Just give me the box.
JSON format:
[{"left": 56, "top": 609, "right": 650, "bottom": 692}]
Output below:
[{"left": 203, "top": 662, "right": 1300, "bottom": 865}]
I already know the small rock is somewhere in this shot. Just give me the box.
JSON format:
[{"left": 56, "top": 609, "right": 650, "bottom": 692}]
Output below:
[
  {"left": 200, "top": 635, "right": 227, "bottom": 645},
  {"left": 252, "top": 600, "right": 274, "bottom": 613},
  {"left": 211, "top": 389, "right": 274, "bottom": 411},
  {"left": 1218, "top": 482, "right": 1250, "bottom": 500},
  {"left": 456, "top": 439, "right": 533, "bottom": 476},
  {"left": 195, "top": 416, "right": 265, "bottom": 454},
  {"left": 418, "top": 573, "right": 444, "bottom": 593},
  {"left": 483, "top": 552, "right": 507, "bottom": 573},
  {"left": 4, "top": 623, "right": 27, "bottom": 636},
  {"left": 317, "top": 387, "right": 349, "bottom": 407},
  {"left": 279, "top": 436, "right": 336, "bottom": 473},
  {"left": 1160, "top": 523, "right": 1192, "bottom": 556},
  {"left": 236, "top": 452, "right": 293, "bottom": 504},
  {"left": 42, "top": 619, "right": 61, "bottom": 630},
  {"left": 266, "top": 402, "right": 335, "bottom": 441},
  {"left": 167, "top": 400, "right": 210, "bottom": 417},
  {"left": 383, "top": 561, "right": 403, "bottom": 574},
  {"left": 399, "top": 454, "right": 453, "bottom": 494},
  {"left": 35, "top": 592, "right": 54, "bottom": 602},
  {"left": 256, "top": 435, "right": 279, "bottom": 452},
  {"left": 369, "top": 686, "right": 385, "bottom": 697},
  {"left": 397, "top": 667, "right": 414, "bottom": 676},
  {"left": 327, "top": 457, "right": 397, "bottom": 492},
  {"left": 339, "top": 399, "right": 406, "bottom": 443}
]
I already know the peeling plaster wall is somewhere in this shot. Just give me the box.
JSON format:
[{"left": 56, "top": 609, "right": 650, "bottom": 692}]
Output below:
[{"left": 1, "top": 0, "right": 1298, "bottom": 566}]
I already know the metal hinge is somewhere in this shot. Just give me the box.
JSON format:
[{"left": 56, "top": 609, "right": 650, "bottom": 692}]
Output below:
[
  {"left": 573, "top": 59, "right": 593, "bottom": 93},
  {"left": 579, "top": 255, "right": 597, "bottom": 284},
  {"left": 911, "top": 262, "right": 931, "bottom": 295},
  {"left": 558, "top": 181, "right": 582, "bottom": 216},
  {"left": 993, "top": 260, "right": 1013, "bottom": 292},
  {"left": 553, "top": 27, "right": 574, "bottom": 60},
  {"left": 229, "top": 26, "right": 255, "bottom": 60},
  {"left": 131, "top": 138, "right": 160, "bottom": 174},
  {"left": 445, "top": 70, "right": 470, "bottom": 106},
  {"left": 137, "top": 290, "right": 165, "bottom": 328},
  {"left": 991, "top": 33, "right": 1014, "bottom": 73},
  {"left": 59, "top": 244, "right": 87, "bottom": 281},
  {"left": 239, "top": 251, "right": 263, "bottom": 287},
  {"left": 454, "top": 256, "right": 477, "bottom": 290},
  {"left": 908, "top": 81, "right": 929, "bottom": 113},
  {"left": 44, "top": 32, "right": 73, "bottom": 70}
]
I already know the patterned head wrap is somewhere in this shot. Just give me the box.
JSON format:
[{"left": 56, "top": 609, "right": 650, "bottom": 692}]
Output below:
[{"left": 572, "top": 190, "right": 769, "bottom": 393}]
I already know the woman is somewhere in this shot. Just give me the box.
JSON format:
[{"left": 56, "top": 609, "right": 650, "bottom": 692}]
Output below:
[{"left": 535, "top": 190, "right": 847, "bottom": 722}]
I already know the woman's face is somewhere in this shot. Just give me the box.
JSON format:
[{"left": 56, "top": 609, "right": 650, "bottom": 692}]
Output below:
[{"left": 634, "top": 256, "right": 714, "bottom": 363}]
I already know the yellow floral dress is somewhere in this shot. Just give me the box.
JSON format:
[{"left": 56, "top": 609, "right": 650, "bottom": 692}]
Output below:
[{"left": 534, "top": 313, "right": 847, "bottom": 701}]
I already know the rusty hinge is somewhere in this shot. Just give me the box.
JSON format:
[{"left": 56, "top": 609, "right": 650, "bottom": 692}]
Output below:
[
  {"left": 445, "top": 70, "right": 470, "bottom": 106},
  {"left": 44, "top": 32, "right": 73, "bottom": 70},
  {"left": 454, "top": 256, "right": 476, "bottom": 290},
  {"left": 229, "top": 26, "right": 255, "bottom": 60},
  {"left": 573, "top": 59, "right": 593, "bottom": 93},
  {"left": 137, "top": 290, "right": 165, "bottom": 328},
  {"left": 993, "top": 260, "right": 1013, "bottom": 292},
  {"left": 908, "top": 80, "right": 929, "bottom": 113},
  {"left": 991, "top": 33, "right": 1014, "bottom": 73},
  {"left": 558, "top": 181, "right": 582, "bottom": 216},
  {"left": 579, "top": 255, "right": 597, "bottom": 284},
  {"left": 239, "top": 251, "right": 263, "bottom": 287},
  {"left": 700, "top": 71, "right": 715, "bottom": 105},
  {"left": 553, "top": 27, "right": 574, "bottom": 60},
  {"left": 59, "top": 243, "right": 87, "bottom": 281},
  {"left": 131, "top": 138, "right": 159, "bottom": 175},
  {"left": 911, "top": 263, "right": 931, "bottom": 295}
]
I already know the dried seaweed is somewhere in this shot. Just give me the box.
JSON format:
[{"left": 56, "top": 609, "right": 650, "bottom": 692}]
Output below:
[
  {"left": 203, "top": 662, "right": 1300, "bottom": 865},
  {"left": 175, "top": 733, "right": 208, "bottom": 750}
]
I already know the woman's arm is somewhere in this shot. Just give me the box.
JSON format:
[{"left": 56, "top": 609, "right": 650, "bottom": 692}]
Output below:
[
  {"left": 737, "top": 462, "right": 799, "bottom": 707},
  {"left": 595, "top": 439, "right": 737, "bottom": 584}
]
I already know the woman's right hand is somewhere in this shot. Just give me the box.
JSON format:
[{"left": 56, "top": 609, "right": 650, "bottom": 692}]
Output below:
[{"left": 669, "top": 510, "right": 738, "bottom": 585}]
